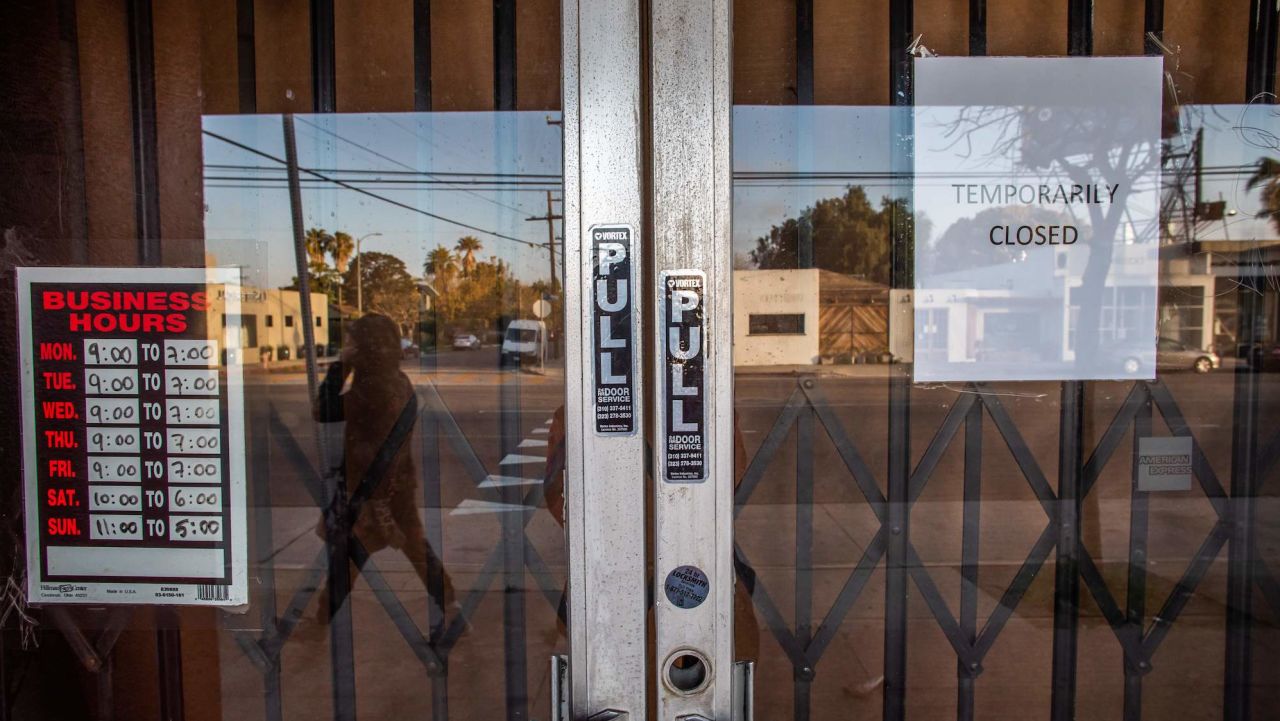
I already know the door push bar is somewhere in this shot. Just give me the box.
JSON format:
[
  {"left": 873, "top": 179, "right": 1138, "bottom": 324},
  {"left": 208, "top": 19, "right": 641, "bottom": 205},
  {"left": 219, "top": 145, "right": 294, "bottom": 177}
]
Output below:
[{"left": 550, "top": 656, "right": 754, "bottom": 721}]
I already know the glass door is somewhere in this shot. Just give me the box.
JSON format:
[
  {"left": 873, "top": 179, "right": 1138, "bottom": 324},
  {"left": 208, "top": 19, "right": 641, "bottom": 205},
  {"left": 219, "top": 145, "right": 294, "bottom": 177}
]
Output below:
[
  {"left": 6, "top": 2, "right": 1279, "bottom": 721},
  {"left": 1, "top": 2, "right": 613, "bottom": 721},
  {"left": 726, "top": 3, "right": 1280, "bottom": 721}
]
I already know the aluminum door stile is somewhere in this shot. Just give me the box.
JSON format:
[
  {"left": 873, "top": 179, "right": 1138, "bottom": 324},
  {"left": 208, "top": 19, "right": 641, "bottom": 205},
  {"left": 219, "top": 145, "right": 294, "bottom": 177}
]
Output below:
[
  {"left": 563, "top": 0, "right": 648, "bottom": 719},
  {"left": 650, "top": 0, "right": 734, "bottom": 718}
]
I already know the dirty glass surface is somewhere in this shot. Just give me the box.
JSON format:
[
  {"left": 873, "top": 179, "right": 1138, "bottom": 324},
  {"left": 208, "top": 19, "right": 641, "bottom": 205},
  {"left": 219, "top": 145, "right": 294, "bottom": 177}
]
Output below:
[
  {"left": 729, "top": 3, "right": 1280, "bottom": 720},
  {"left": 0, "top": 3, "right": 567, "bottom": 720},
  {"left": 203, "top": 111, "right": 568, "bottom": 721}
]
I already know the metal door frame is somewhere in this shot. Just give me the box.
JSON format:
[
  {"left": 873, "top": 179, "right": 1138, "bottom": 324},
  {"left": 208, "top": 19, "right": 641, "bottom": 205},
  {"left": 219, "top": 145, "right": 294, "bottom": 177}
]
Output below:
[
  {"left": 562, "top": 0, "right": 649, "bottom": 718},
  {"left": 561, "top": 0, "right": 739, "bottom": 718},
  {"left": 648, "top": 0, "right": 737, "bottom": 719}
]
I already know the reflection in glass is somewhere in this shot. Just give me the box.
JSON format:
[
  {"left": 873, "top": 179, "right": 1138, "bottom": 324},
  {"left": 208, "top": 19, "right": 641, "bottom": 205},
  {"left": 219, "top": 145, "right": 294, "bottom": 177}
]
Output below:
[
  {"left": 731, "top": 98, "right": 1280, "bottom": 721},
  {"left": 202, "top": 112, "right": 567, "bottom": 720},
  {"left": 913, "top": 57, "right": 1164, "bottom": 381}
]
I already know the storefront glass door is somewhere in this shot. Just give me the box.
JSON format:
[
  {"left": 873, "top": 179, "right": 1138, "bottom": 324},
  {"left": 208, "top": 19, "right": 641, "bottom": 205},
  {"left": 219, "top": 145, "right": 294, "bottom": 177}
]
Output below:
[
  {"left": 1, "top": 2, "right": 589, "bottom": 720},
  {"left": 3, "top": 1, "right": 1280, "bottom": 721},
  {"left": 727, "top": 3, "right": 1280, "bottom": 721}
]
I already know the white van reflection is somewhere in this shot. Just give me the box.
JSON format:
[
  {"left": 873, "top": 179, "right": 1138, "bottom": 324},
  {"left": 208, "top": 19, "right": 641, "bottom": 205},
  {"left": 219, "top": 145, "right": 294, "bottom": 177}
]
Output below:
[{"left": 501, "top": 319, "right": 546, "bottom": 371}]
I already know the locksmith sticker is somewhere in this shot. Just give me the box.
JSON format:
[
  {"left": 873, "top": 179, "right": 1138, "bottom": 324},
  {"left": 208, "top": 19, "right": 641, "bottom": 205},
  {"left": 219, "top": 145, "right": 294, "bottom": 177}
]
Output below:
[
  {"left": 664, "top": 565, "right": 710, "bottom": 609},
  {"left": 591, "top": 225, "right": 636, "bottom": 435},
  {"left": 660, "top": 270, "right": 706, "bottom": 482},
  {"left": 1137, "top": 436, "right": 1193, "bottom": 492}
]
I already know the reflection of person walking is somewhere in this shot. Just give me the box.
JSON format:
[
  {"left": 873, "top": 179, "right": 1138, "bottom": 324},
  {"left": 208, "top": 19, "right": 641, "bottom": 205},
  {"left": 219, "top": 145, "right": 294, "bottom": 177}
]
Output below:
[{"left": 312, "top": 313, "right": 456, "bottom": 630}]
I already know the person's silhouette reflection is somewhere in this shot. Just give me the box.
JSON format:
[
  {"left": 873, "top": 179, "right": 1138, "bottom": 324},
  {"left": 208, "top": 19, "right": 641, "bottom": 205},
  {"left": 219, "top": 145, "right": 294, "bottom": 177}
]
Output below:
[{"left": 313, "top": 313, "right": 455, "bottom": 629}]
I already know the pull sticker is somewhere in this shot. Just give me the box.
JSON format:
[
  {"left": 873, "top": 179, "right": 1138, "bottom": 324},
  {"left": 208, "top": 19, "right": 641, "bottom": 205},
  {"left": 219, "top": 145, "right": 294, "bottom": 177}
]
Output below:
[
  {"left": 592, "top": 226, "right": 636, "bottom": 435},
  {"left": 661, "top": 270, "right": 706, "bottom": 482}
]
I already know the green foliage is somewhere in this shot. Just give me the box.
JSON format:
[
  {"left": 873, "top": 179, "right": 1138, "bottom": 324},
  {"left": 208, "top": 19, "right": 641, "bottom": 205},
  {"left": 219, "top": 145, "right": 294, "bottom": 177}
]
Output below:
[
  {"left": 420, "top": 242, "right": 551, "bottom": 339},
  {"left": 748, "top": 186, "right": 922, "bottom": 286},
  {"left": 287, "top": 227, "right": 361, "bottom": 306},
  {"left": 331, "top": 231, "right": 355, "bottom": 273},
  {"left": 341, "top": 251, "right": 420, "bottom": 335},
  {"left": 286, "top": 231, "right": 551, "bottom": 343},
  {"left": 1247, "top": 157, "right": 1280, "bottom": 233},
  {"left": 304, "top": 228, "right": 334, "bottom": 266},
  {"left": 455, "top": 235, "right": 482, "bottom": 276},
  {"left": 424, "top": 246, "right": 456, "bottom": 279}
]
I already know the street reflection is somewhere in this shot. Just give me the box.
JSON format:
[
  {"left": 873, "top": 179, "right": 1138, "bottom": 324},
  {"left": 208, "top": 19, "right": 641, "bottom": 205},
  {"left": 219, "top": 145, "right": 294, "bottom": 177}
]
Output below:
[
  {"left": 202, "top": 112, "right": 569, "bottom": 720},
  {"left": 731, "top": 102, "right": 1280, "bottom": 720}
]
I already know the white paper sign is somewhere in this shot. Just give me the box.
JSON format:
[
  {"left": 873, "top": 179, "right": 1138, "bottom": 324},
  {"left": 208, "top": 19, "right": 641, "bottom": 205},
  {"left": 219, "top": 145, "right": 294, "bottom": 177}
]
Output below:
[
  {"left": 913, "top": 57, "right": 1163, "bottom": 382},
  {"left": 17, "top": 267, "right": 248, "bottom": 606}
]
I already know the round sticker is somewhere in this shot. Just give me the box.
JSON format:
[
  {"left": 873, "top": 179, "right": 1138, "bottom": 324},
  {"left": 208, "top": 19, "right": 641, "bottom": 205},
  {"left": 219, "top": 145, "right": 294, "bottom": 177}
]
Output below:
[{"left": 664, "top": 565, "right": 710, "bottom": 609}]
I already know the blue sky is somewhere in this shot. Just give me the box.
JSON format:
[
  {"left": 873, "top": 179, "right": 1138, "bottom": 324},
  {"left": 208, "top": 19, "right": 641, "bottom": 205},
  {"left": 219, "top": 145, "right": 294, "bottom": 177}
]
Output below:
[
  {"left": 202, "top": 112, "right": 564, "bottom": 289},
  {"left": 1188, "top": 103, "right": 1280, "bottom": 242},
  {"left": 202, "top": 103, "right": 1277, "bottom": 289}
]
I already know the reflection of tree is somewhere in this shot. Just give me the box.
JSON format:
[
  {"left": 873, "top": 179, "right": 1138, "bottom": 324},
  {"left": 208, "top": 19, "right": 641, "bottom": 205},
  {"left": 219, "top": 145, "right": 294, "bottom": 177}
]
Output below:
[
  {"left": 454, "top": 235, "right": 482, "bottom": 277},
  {"left": 1246, "top": 157, "right": 1280, "bottom": 231},
  {"left": 341, "top": 251, "right": 420, "bottom": 336},
  {"left": 749, "top": 186, "right": 925, "bottom": 285},
  {"left": 940, "top": 105, "right": 1158, "bottom": 362},
  {"left": 332, "top": 231, "right": 355, "bottom": 274},
  {"left": 291, "top": 227, "right": 342, "bottom": 302},
  {"left": 424, "top": 246, "right": 456, "bottom": 280},
  {"left": 422, "top": 244, "right": 541, "bottom": 335},
  {"left": 305, "top": 227, "right": 333, "bottom": 265},
  {"left": 449, "top": 256, "right": 512, "bottom": 327},
  {"left": 424, "top": 245, "right": 457, "bottom": 319}
]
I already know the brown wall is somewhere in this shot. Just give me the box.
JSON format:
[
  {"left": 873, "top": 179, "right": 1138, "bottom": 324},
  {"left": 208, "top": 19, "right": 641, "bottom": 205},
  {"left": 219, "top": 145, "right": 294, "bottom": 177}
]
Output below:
[
  {"left": 517, "top": 0, "right": 561, "bottom": 110},
  {"left": 76, "top": 0, "right": 136, "bottom": 263},
  {"left": 154, "top": 0, "right": 207, "bottom": 264},
  {"left": 914, "top": 0, "right": 968, "bottom": 58},
  {"left": 814, "top": 0, "right": 892, "bottom": 105},
  {"left": 1095, "top": 0, "right": 1145, "bottom": 56},
  {"left": 431, "top": 0, "right": 493, "bottom": 111},
  {"left": 734, "top": 0, "right": 1257, "bottom": 107},
  {"left": 0, "top": 0, "right": 87, "bottom": 264},
  {"left": 336, "top": 0, "right": 414, "bottom": 112},
  {"left": 255, "top": 0, "right": 312, "bottom": 113},
  {"left": 734, "top": 0, "right": 795, "bottom": 105},
  {"left": 200, "top": 0, "right": 240, "bottom": 114},
  {"left": 80, "top": 0, "right": 206, "bottom": 265},
  {"left": 1166, "top": 0, "right": 1249, "bottom": 104},
  {"left": 988, "top": 0, "right": 1068, "bottom": 56},
  {"left": 203, "top": 0, "right": 566, "bottom": 114}
]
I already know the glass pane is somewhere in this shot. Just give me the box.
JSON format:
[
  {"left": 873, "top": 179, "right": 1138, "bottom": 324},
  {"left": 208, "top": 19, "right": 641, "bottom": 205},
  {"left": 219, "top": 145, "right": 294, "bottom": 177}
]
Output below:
[
  {"left": 0, "top": 3, "right": 565, "bottom": 719},
  {"left": 731, "top": 3, "right": 1280, "bottom": 721}
]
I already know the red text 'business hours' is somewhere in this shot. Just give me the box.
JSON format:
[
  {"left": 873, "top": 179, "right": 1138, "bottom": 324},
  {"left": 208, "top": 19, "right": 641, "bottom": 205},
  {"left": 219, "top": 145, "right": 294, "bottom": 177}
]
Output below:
[{"left": 41, "top": 290, "right": 211, "bottom": 333}]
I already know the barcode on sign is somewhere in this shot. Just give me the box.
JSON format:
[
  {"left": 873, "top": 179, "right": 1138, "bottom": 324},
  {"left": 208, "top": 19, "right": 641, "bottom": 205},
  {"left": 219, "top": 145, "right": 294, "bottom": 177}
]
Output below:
[{"left": 197, "top": 584, "right": 229, "bottom": 601}]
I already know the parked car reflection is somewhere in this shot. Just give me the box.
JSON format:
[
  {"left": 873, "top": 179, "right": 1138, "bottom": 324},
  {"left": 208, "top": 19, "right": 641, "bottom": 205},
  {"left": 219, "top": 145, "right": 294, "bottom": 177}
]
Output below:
[{"left": 1157, "top": 337, "right": 1219, "bottom": 373}]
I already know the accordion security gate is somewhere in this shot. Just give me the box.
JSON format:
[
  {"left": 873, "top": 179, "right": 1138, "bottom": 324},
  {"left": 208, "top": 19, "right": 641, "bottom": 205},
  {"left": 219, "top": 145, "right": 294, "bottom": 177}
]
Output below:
[
  {"left": 55, "top": 351, "right": 1278, "bottom": 721},
  {"left": 732, "top": 375, "right": 1279, "bottom": 721},
  {"left": 725, "top": 1, "right": 1279, "bottom": 719},
  {"left": 223, "top": 337, "right": 1278, "bottom": 720},
  {"left": 231, "top": 375, "right": 568, "bottom": 721},
  {"left": 21, "top": 0, "right": 1280, "bottom": 720}
]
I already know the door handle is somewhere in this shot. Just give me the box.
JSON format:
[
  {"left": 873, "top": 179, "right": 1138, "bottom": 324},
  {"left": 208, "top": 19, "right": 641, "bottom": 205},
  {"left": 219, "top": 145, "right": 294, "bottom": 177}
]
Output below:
[
  {"left": 550, "top": 654, "right": 630, "bottom": 721},
  {"left": 551, "top": 657, "right": 752, "bottom": 720}
]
